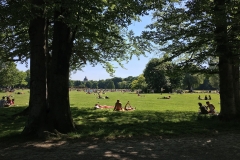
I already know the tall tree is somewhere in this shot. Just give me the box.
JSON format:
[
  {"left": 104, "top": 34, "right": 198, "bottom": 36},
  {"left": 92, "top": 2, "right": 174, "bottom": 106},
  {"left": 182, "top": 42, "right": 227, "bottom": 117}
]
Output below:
[
  {"left": 25, "top": 70, "right": 30, "bottom": 88},
  {"left": 209, "top": 74, "right": 219, "bottom": 89},
  {"left": 182, "top": 73, "right": 204, "bottom": 91},
  {"left": 0, "top": 62, "right": 27, "bottom": 87},
  {"left": 22, "top": 0, "right": 48, "bottom": 135},
  {"left": 91, "top": 81, "right": 98, "bottom": 89},
  {"left": 111, "top": 77, "right": 122, "bottom": 89},
  {"left": 118, "top": 81, "right": 129, "bottom": 89},
  {"left": 105, "top": 80, "right": 115, "bottom": 89},
  {"left": 143, "top": 58, "right": 169, "bottom": 93},
  {"left": 131, "top": 74, "right": 147, "bottom": 91},
  {"left": 139, "top": 0, "right": 240, "bottom": 120},
  {"left": 85, "top": 81, "right": 93, "bottom": 88},
  {"left": 98, "top": 80, "right": 106, "bottom": 89},
  {"left": 1, "top": 0, "right": 163, "bottom": 136},
  {"left": 213, "top": 0, "right": 240, "bottom": 119}
]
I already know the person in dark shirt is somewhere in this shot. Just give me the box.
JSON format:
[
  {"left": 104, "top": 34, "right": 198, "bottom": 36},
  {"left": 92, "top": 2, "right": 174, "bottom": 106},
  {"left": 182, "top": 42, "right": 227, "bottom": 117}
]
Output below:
[{"left": 198, "top": 102, "right": 208, "bottom": 114}]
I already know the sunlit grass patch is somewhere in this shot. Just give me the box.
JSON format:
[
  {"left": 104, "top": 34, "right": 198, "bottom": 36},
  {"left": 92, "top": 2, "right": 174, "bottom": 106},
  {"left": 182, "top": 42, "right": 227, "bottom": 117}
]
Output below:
[{"left": 1, "top": 90, "right": 240, "bottom": 141}]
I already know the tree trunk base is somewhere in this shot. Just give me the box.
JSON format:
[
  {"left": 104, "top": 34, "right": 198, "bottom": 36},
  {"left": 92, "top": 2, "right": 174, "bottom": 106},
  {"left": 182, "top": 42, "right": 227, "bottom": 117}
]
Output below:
[
  {"left": 218, "top": 113, "right": 240, "bottom": 121},
  {"left": 38, "top": 129, "right": 67, "bottom": 140}
]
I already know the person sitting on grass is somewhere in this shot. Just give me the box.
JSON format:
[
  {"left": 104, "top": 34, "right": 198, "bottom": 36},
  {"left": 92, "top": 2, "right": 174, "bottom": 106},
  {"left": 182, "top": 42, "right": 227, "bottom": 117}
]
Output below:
[
  {"left": 4, "top": 97, "right": 12, "bottom": 107},
  {"left": 208, "top": 95, "right": 212, "bottom": 100},
  {"left": 204, "top": 95, "right": 208, "bottom": 100},
  {"left": 113, "top": 100, "right": 123, "bottom": 111},
  {"left": 124, "top": 101, "right": 136, "bottom": 111},
  {"left": 206, "top": 101, "right": 215, "bottom": 114},
  {"left": 0, "top": 96, "right": 6, "bottom": 108},
  {"left": 198, "top": 95, "right": 203, "bottom": 100},
  {"left": 198, "top": 102, "right": 208, "bottom": 114}
]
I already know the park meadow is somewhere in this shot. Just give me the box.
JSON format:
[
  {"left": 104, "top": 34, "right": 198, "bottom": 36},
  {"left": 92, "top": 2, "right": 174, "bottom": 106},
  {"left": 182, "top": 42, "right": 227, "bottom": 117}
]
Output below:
[{"left": 1, "top": 90, "right": 240, "bottom": 141}]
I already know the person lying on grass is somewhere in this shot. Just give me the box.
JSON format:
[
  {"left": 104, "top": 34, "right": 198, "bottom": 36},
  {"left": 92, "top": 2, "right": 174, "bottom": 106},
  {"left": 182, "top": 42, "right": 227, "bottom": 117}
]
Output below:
[
  {"left": 113, "top": 100, "right": 123, "bottom": 111},
  {"left": 157, "top": 96, "right": 171, "bottom": 99},
  {"left": 94, "top": 103, "right": 114, "bottom": 109},
  {"left": 164, "top": 96, "right": 171, "bottom": 99},
  {"left": 124, "top": 101, "right": 136, "bottom": 111}
]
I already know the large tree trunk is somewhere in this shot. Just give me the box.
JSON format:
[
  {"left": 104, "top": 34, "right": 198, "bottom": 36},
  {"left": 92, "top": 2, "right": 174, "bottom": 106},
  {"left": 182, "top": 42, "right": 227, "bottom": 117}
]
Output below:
[
  {"left": 232, "top": 61, "right": 240, "bottom": 118},
  {"left": 22, "top": 0, "right": 47, "bottom": 135},
  {"left": 214, "top": 0, "right": 237, "bottom": 120},
  {"left": 219, "top": 58, "right": 236, "bottom": 118},
  {"left": 47, "top": 10, "right": 75, "bottom": 133},
  {"left": 231, "top": 2, "right": 240, "bottom": 118}
]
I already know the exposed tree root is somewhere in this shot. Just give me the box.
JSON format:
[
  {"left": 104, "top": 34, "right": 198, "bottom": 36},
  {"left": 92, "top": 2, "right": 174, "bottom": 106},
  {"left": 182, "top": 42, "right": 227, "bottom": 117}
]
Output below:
[{"left": 38, "top": 129, "right": 67, "bottom": 140}]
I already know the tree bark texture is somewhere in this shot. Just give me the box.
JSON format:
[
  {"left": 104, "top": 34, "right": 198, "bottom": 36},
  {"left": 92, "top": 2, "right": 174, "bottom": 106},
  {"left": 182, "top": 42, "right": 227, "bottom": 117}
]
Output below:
[
  {"left": 214, "top": 0, "right": 237, "bottom": 120},
  {"left": 24, "top": 1, "right": 75, "bottom": 136},
  {"left": 47, "top": 10, "right": 75, "bottom": 133},
  {"left": 22, "top": 0, "right": 47, "bottom": 135}
]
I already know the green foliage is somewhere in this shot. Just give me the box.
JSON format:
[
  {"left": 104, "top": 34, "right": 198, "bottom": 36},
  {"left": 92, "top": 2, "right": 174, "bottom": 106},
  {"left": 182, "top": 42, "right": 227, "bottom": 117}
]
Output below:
[
  {"left": 118, "top": 80, "right": 130, "bottom": 89},
  {"left": 182, "top": 73, "right": 204, "bottom": 90},
  {"left": 105, "top": 80, "right": 115, "bottom": 89},
  {"left": 143, "top": 58, "right": 169, "bottom": 92},
  {"left": 209, "top": 74, "right": 219, "bottom": 89},
  {"left": 85, "top": 81, "right": 92, "bottom": 88},
  {"left": 98, "top": 80, "right": 106, "bottom": 89},
  {"left": 131, "top": 74, "right": 147, "bottom": 90},
  {"left": 24, "top": 70, "right": 30, "bottom": 88},
  {"left": 1, "top": 0, "right": 163, "bottom": 76},
  {"left": 91, "top": 81, "right": 98, "bottom": 89},
  {"left": 0, "top": 62, "right": 27, "bottom": 87},
  {"left": 139, "top": 0, "right": 217, "bottom": 73},
  {"left": 111, "top": 77, "right": 122, "bottom": 89},
  {"left": 0, "top": 0, "right": 30, "bottom": 63}
]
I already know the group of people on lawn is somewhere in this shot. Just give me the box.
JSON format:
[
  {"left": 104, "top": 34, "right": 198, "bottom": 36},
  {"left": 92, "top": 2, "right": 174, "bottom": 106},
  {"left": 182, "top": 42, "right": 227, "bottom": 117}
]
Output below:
[
  {"left": 198, "top": 94, "right": 216, "bottom": 114},
  {"left": 94, "top": 97, "right": 216, "bottom": 114},
  {"left": 0, "top": 96, "right": 14, "bottom": 108},
  {"left": 94, "top": 100, "right": 136, "bottom": 111},
  {"left": 198, "top": 95, "right": 211, "bottom": 100},
  {"left": 198, "top": 101, "right": 215, "bottom": 114}
]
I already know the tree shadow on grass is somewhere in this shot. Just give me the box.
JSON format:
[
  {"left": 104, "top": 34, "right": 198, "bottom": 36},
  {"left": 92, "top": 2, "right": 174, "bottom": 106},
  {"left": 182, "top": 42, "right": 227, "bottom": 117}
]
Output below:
[
  {"left": 70, "top": 107, "right": 240, "bottom": 140},
  {"left": 1, "top": 106, "right": 240, "bottom": 142},
  {"left": 1, "top": 107, "right": 240, "bottom": 160},
  {"left": 0, "top": 106, "right": 28, "bottom": 141}
]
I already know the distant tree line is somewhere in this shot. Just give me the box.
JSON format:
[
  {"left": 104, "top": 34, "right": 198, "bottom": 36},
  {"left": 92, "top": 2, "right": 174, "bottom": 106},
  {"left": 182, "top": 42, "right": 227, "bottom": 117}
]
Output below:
[
  {"left": 69, "top": 76, "right": 136, "bottom": 90},
  {"left": 69, "top": 58, "right": 219, "bottom": 92},
  {"left": 0, "top": 60, "right": 219, "bottom": 93}
]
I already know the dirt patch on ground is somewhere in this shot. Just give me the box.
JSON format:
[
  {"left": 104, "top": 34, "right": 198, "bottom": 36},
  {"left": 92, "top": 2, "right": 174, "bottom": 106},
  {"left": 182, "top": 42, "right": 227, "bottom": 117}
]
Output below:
[{"left": 1, "top": 133, "right": 240, "bottom": 160}]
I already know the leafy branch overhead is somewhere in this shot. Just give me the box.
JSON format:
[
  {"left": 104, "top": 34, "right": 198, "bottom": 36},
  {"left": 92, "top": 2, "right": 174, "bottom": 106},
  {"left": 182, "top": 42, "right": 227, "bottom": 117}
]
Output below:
[{"left": 0, "top": 0, "right": 162, "bottom": 75}]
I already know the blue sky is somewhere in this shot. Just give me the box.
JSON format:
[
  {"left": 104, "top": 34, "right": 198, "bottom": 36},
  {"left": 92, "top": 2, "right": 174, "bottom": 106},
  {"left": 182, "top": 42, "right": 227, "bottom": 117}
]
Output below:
[{"left": 17, "top": 14, "right": 160, "bottom": 81}]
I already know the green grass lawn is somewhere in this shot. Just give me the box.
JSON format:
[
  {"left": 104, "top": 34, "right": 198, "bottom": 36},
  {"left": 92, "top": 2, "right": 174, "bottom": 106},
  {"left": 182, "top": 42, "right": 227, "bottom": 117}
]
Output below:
[{"left": 1, "top": 90, "right": 239, "bottom": 141}]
